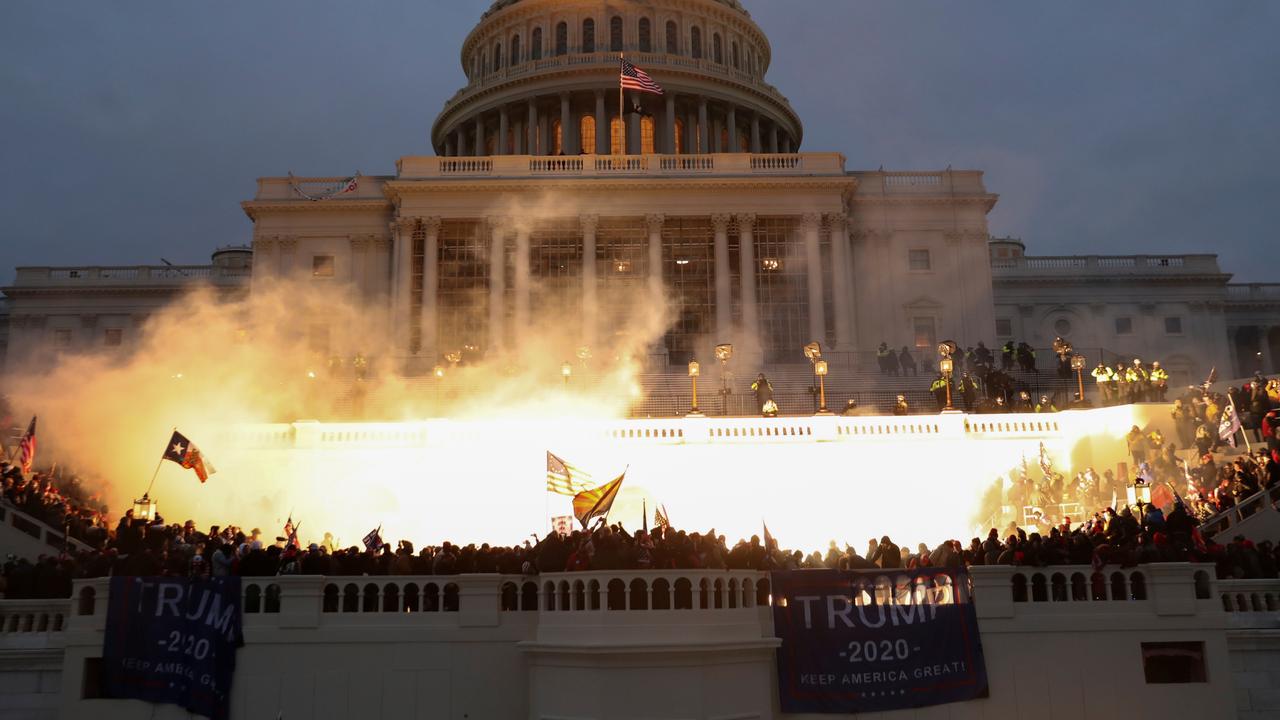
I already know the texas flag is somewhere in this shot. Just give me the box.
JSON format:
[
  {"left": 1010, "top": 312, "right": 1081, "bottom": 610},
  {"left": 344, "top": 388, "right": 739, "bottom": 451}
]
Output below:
[{"left": 162, "top": 430, "right": 216, "bottom": 482}]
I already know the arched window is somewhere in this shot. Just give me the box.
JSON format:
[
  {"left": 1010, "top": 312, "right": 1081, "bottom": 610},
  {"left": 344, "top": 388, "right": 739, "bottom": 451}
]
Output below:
[
  {"left": 641, "top": 116, "right": 655, "bottom": 154},
  {"left": 713, "top": 33, "right": 723, "bottom": 64},
  {"left": 555, "top": 22, "right": 568, "bottom": 56},
  {"left": 610, "top": 116, "right": 624, "bottom": 154},
  {"left": 639, "top": 18, "right": 652, "bottom": 52},
  {"left": 666, "top": 21, "right": 679, "bottom": 54},
  {"left": 691, "top": 27, "right": 702, "bottom": 59},
  {"left": 551, "top": 118, "right": 563, "bottom": 154},
  {"left": 531, "top": 27, "right": 543, "bottom": 60},
  {"left": 739, "top": 130, "right": 750, "bottom": 153},
  {"left": 610, "top": 16, "right": 624, "bottom": 52},
  {"left": 674, "top": 117, "right": 685, "bottom": 154},
  {"left": 471, "top": 54, "right": 479, "bottom": 78},
  {"left": 582, "top": 19, "right": 595, "bottom": 53},
  {"left": 493, "top": 42, "right": 503, "bottom": 70},
  {"left": 580, "top": 115, "right": 596, "bottom": 154},
  {"left": 732, "top": 40, "right": 740, "bottom": 69},
  {"left": 720, "top": 127, "right": 729, "bottom": 152},
  {"left": 510, "top": 34, "right": 521, "bottom": 65}
]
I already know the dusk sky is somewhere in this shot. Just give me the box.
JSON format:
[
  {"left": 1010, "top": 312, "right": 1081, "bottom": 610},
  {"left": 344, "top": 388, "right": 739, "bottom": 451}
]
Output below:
[{"left": 2, "top": 0, "right": 1277, "bottom": 284}]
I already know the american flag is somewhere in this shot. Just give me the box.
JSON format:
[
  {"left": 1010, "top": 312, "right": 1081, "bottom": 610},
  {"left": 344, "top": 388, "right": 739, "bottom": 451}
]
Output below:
[
  {"left": 620, "top": 58, "right": 664, "bottom": 95},
  {"left": 18, "top": 416, "right": 36, "bottom": 475},
  {"left": 547, "top": 451, "right": 594, "bottom": 496}
]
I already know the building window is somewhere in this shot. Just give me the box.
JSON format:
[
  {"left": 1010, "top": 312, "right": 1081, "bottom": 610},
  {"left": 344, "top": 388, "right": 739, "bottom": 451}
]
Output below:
[
  {"left": 312, "top": 255, "right": 335, "bottom": 278},
  {"left": 996, "top": 318, "right": 1012, "bottom": 337},
  {"left": 1165, "top": 317, "right": 1183, "bottom": 335},
  {"left": 493, "top": 42, "right": 502, "bottom": 70},
  {"left": 53, "top": 328, "right": 72, "bottom": 348},
  {"left": 555, "top": 22, "right": 567, "bottom": 56},
  {"left": 1115, "top": 317, "right": 1133, "bottom": 335},
  {"left": 912, "top": 317, "right": 937, "bottom": 349},
  {"left": 1054, "top": 318, "right": 1072, "bottom": 336},
  {"left": 638, "top": 18, "right": 652, "bottom": 52},
  {"left": 510, "top": 34, "right": 520, "bottom": 65},
  {"left": 610, "top": 116, "right": 624, "bottom": 155},
  {"left": 666, "top": 21, "right": 679, "bottom": 54},
  {"left": 908, "top": 249, "right": 931, "bottom": 271},
  {"left": 641, "top": 116, "right": 655, "bottom": 154},
  {"left": 691, "top": 27, "right": 702, "bottom": 59},
  {"left": 713, "top": 33, "right": 723, "bottom": 64},
  {"left": 674, "top": 117, "right": 685, "bottom": 154},
  {"left": 582, "top": 19, "right": 595, "bottom": 53},
  {"left": 1141, "top": 642, "right": 1206, "bottom": 684},
  {"left": 732, "top": 41, "right": 740, "bottom": 69},
  {"left": 531, "top": 27, "right": 542, "bottom": 60},
  {"left": 580, "top": 115, "right": 596, "bottom": 154},
  {"left": 104, "top": 328, "right": 123, "bottom": 347},
  {"left": 551, "top": 118, "right": 563, "bottom": 155},
  {"left": 610, "top": 16, "right": 623, "bottom": 52}
]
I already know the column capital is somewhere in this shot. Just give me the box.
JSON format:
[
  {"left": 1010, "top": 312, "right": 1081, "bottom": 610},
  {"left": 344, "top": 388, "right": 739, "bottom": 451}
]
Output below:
[
  {"left": 422, "top": 216, "right": 442, "bottom": 234},
  {"left": 733, "top": 213, "right": 756, "bottom": 232},
  {"left": 645, "top": 214, "right": 665, "bottom": 233},
  {"left": 579, "top": 214, "right": 599, "bottom": 233},
  {"left": 278, "top": 235, "right": 298, "bottom": 251},
  {"left": 484, "top": 215, "right": 510, "bottom": 233},
  {"left": 252, "top": 235, "right": 277, "bottom": 251},
  {"left": 824, "top": 212, "right": 848, "bottom": 229},
  {"left": 371, "top": 235, "right": 391, "bottom": 252},
  {"left": 391, "top": 217, "right": 417, "bottom": 235},
  {"left": 710, "top": 213, "right": 733, "bottom": 233},
  {"left": 800, "top": 213, "right": 823, "bottom": 231},
  {"left": 349, "top": 235, "right": 370, "bottom": 253}
]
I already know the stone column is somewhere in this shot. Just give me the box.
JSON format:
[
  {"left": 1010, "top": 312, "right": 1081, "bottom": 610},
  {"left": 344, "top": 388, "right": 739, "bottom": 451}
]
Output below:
[
  {"left": 750, "top": 112, "right": 761, "bottom": 153},
  {"left": 646, "top": 214, "right": 665, "bottom": 307},
  {"left": 802, "top": 213, "right": 825, "bottom": 343},
  {"left": 628, "top": 104, "right": 641, "bottom": 155},
  {"left": 391, "top": 219, "right": 415, "bottom": 356},
  {"left": 712, "top": 214, "right": 732, "bottom": 341},
  {"left": 697, "top": 97, "right": 709, "bottom": 154},
  {"left": 826, "top": 213, "right": 853, "bottom": 350},
  {"left": 527, "top": 99, "right": 538, "bottom": 155},
  {"left": 475, "top": 115, "right": 485, "bottom": 156},
  {"left": 456, "top": 127, "right": 468, "bottom": 157},
  {"left": 513, "top": 119, "right": 525, "bottom": 155},
  {"left": 444, "top": 136, "right": 456, "bottom": 157},
  {"left": 580, "top": 215, "right": 599, "bottom": 348},
  {"left": 686, "top": 110, "right": 698, "bottom": 154},
  {"left": 664, "top": 94, "right": 676, "bottom": 154},
  {"left": 727, "top": 106, "right": 738, "bottom": 152},
  {"left": 514, "top": 224, "right": 531, "bottom": 341},
  {"left": 560, "top": 92, "right": 572, "bottom": 154},
  {"left": 498, "top": 107, "right": 509, "bottom": 155},
  {"left": 768, "top": 124, "right": 779, "bottom": 154},
  {"left": 782, "top": 135, "right": 793, "bottom": 153},
  {"left": 349, "top": 235, "right": 369, "bottom": 305},
  {"left": 488, "top": 217, "right": 507, "bottom": 353},
  {"left": 421, "top": 217, "right": 442, "bottom": 359},
  {"left": 594, "top": 90, "right": 608, "bottom": 154},
  {"left": 736, "top": 213, "right": 759, "bottom": 349}
]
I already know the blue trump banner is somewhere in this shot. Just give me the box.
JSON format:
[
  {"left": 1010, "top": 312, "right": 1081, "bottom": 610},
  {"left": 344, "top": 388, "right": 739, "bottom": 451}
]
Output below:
[
  {"left": 772, "top": 568, "right": 988, "bottom": 714},
  {"left": 103, "top": 576, "right": 243, "bottom": 720}
]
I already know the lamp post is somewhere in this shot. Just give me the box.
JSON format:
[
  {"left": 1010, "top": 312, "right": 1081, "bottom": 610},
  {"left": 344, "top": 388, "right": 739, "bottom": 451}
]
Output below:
[
  {"left": 1126, "top": 477, "right": 1152, "bottom": 509},
  {"left": 803, "top": 341, "right": 823, "bottom": 413},
  {"left": 132, "top": 494, "right": 157, "bottom": 523},
  {"left": 1071, "top": 354, "right": 1087, "bottom": 403},
  {"left": 561, "top": 361, "right": 572, "bottom": 388},
  {"left": 814, "top": 359, "right": 831, "bottom": 415},
  {"left": 687, "top": 360, "right": 703, "bottom": 416},
  {"left": 715, "top": 344, "right": 733, "bottom": 416},
  {"left": 938, "top": 341, "right": 957, "bottom": 412}
]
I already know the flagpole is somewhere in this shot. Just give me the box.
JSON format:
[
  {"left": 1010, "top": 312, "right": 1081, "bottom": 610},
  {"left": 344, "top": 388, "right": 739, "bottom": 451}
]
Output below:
[
  {"left": 145, "top": 426, "right": 177, "bottom": 497},
  {"left": 1227, "top": 394, "right": 1252, "bottom": 452}
]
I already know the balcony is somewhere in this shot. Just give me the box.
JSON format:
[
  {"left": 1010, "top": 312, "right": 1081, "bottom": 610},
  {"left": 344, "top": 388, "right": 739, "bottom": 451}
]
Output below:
[
  {"left": 392, "top": 152, "right": 844, "bottom": 180},
  {"left": 1226, "top": 283, "right": 1280, "bottom": 304},
  {"left": 990, "top": 254, "right": 1225, "bottom": 277}
]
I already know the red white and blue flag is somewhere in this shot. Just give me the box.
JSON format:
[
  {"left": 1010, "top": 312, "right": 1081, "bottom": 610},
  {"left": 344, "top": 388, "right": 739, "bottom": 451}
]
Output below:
[
  {"left": 18, "top": 416, "right": 36, "bottom": 475},
  {"left": 620, "top": 58, "right": 664, "bottom": 95},
  {"left": 363, "top": 525, "right": 383, "bottom": 552},
  {"left": 162, "top": 430, "right": 216, "bottom": 483}
]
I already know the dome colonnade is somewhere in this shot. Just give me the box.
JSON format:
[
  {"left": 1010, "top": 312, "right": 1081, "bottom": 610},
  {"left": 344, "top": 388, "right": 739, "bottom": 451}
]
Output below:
[{"left": 432, "top": 0, "right": 802, "bottom": 158}]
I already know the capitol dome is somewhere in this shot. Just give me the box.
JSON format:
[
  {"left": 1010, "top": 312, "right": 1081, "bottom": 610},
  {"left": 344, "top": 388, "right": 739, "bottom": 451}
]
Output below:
[{"left": 432, "top": 0, "right": 802, "bottom": 157}]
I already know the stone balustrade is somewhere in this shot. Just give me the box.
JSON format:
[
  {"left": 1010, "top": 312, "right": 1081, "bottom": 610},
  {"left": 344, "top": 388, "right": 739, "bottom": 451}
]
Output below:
[
  {"left": 1227, "top": 283, "right": 1280, "bottom": 303},
  {"left": 393, "top": 151, "right": 841, "bottom": 180},
  {"left": 10, "top": 265, "right": 249, "bottom": 287},
  {"left": 990, "top": 253, "right": 1224, "bottom": 276}
]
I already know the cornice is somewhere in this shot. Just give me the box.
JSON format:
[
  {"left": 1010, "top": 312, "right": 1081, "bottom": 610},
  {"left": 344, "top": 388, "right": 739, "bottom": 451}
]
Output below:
[
  {"left": 382, "top": 176, "right": 854, "bottom": 200},
  {"left": 241, "top": 199, "right": 393, "bottom": 221}
]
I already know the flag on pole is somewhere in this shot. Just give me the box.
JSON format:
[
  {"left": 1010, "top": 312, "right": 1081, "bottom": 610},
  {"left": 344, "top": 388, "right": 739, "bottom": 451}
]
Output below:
[
  {"left": 362, "top": 525, "right": 383, "bottom": 552},
  {"left": 1037, "top": 442, "right": 1053, "bottom": 477},
  {"left": 642, "top": 499, "right": 648, "bottom": 533},
  {"left": 572, "top": 471, "right": 625, "bottom": 529},
  {"left": 283, "top": 516, "right": 300, "bottom": 549},
  {"left": 162, "top": 430, "right": 216, "bottom": 482},
  {"left": 18, "top": 416, "right": 36, "bottom": 475},
  {"left": 763, "top": 520, "right": 776, "bottom": 551},
  {"left": 547, "top": 451, "right": 594, "bottom": 496},
  {"left": 654, "top": 504, "right": 670, "bottom": 530},
  {"left": 620, "top": 58, "right": 664, "bottom": 95},
  {"left": 1219, "top": 403, "right": 1242, "bottom": 448}
]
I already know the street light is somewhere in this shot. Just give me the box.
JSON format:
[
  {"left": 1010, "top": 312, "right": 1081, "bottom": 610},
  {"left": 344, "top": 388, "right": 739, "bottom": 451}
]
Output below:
[
  {"left": 687, "top": 360, "right": 703, "bottom": 416},
  {"left": 1071, "top": 354, "right": 1087, "bottom": 403},
  {"left": 715, "top": 344, "right": 733, "bottom": 415},
  {"left": 803, "top": 342, "right": 823, "bottom": 413},
  {"left": 1126, "top": 477, "right": 1152, "bottom": 509},
  {"left": 561, "top": 361, "right": 572, "bottom": 387},
  {"left": 938, "top": 341, "right": 957, "bottom": 412},
  {"left": 132, "top": 494, "right": 157, "bottom": 522},
  {"left": 814, "top": 359, "right": 831, "bottom": 414}
]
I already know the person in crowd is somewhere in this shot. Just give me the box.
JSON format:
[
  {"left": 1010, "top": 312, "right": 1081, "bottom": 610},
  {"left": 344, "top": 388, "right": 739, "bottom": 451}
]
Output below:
[
  {"left": 1092, "top": 362, "right": 1118, "bottom": 406},
  {"left": 1001, "top": 341, "right": 1015, "bottom": 372},
  {"left": 1149, "top": 361, "right": 1169, "bottom": 402},
  {"left": 876, "top": 342, "right": 899, "bottom": 376},
  {"left": 930, "top": 374, "right": 949, "bottom": 411},
  {"left": 751, "top": 373, "right": 773, "bottom": 416},
  {"left": 893, "top": 394, "right": 909, "bottom": 416},
  {"left": 898, "top": 346, "right": 917, "bottom": 377},
  {"left": 1016, "top": 342, "right": 1037, "bottom": 373}
]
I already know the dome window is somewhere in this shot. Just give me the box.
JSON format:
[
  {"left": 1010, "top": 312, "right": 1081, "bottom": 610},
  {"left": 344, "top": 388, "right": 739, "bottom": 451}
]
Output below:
[
  {"left": 691, "top": 27, "right": 702, "bottom": 59},
  {"left": 531, "top": 27, "right": 543, "bottom": 60},
  {"left": 666, "top": 21, "right": 679, "bottom": 55},
  {"left": 582, "top": 18, "right": 596, "bottom": 54},
  {"left": 713, "top": 33, "right": 723, "bottom": 64},
  {"left": 639, "top": 18, "right": 652, "bottom": 53},
  {"left": 510, "top": 34, "right": 520, "bottom": 66},
  {"left": 555, "top": 22, "right": 567, "bottom": 56},
  {"left": 610, "top": 16, "right": 623, "bottom": 52}
]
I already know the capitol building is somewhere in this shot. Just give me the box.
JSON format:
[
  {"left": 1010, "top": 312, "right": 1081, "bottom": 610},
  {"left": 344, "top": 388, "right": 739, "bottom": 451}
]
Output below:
[{"left": 2, "top": 0, "right": 1278, "bottom": 385}]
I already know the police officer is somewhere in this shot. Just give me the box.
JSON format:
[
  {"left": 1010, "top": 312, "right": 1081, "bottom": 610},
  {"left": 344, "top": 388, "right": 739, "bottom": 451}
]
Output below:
[
  {"left": 1125, "top": 359, "right": 1149, "bottom": 404},
  {"left": 1001, "top": 341, "right": 1016, "bottom": 371},
  {"left": 930, "top": 374, "right": 948, "bottom": 411},
  {"left": 1092, "top": 362, "right": 1118, "bottom": 405},
  {"left": 1149, "top": 361, "right": 1169, "bottom": 402}
]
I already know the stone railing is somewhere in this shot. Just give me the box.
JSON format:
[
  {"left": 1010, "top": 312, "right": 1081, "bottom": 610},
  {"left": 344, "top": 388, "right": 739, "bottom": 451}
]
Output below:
[
  {"left": 393, "top": 152, "right": 841, "bottom": 180},
  {"left": 851, "top": 170, "right": 990, "bottom": 196},
  {"left": 0, "top": 501, "right": 93, "bottom": 554},
  {"left": 1226, "top": 283, "right": 1280, "bottom": 303},
  {"left": 11, "top": 265, "right": 250, "bottom": 287},
  {"left": 1198, "top": 484, "right": 1280, "bottom": 540},
  {"left": 0, "top": 600, "right": 67, "bottom": 637},
  {"left": 990, "top": 254, "right": 1223, "bottom": 277}
]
